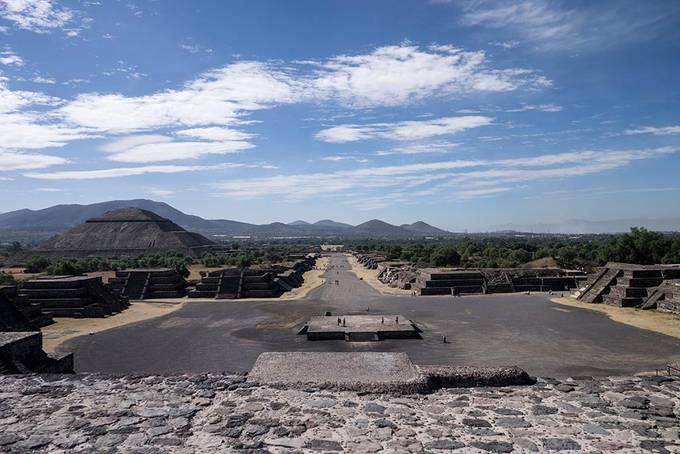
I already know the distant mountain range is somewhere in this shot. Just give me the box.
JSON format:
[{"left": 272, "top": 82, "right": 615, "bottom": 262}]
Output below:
[
  {"left": 1, "top": 199, "right": 678, "bottom": 243},
  {"left": 0, "top": 199, "right": 454, "bottom": 242},
  {"left": 489, "top": 219, "right": 680, "bottom": 234}
]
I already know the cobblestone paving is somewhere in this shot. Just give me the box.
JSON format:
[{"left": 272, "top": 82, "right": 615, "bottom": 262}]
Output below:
[{"left": 1, "top": 374, "right": 679, "bottom": 453}]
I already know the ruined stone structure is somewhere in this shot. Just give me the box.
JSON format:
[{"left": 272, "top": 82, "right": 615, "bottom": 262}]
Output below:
[
  {"left": 416, "top": 269, "right": 486, "bottom": 295},
  {"left": 0, "top": 332, "right": 73, "bottom": 374},
  {"left": 355, "top": 253, "right": 585, "bottom": 296},
  {"left": 356, "top": 253, "right": 387, "bottom": 269},
  {"left": 28, "top": 208, "right": 215, "bottom": 259},
  {"left": 576, "top": 263, "right": 680, "bottom": 312},
  {"left": 0, "top": 288, "right": 37, "bottom": 331},
  {"left": 108, "top": 268, "right": 187, "bottom": 299},
  {"left": 0, "top": 285, "right": 53, "bottom": 328},
  {"left": 377, "top": 262, "right": 417, "bottom": 289},
  {"left": 298, "top": 315, "right": 421, "bottom": 342},
  {"left": 17, "top": 276, "right": 129, "bottom": 318},
  {"left": 189, "top": 268, "right": 242, "bottom": 299},
  {"left": 414, "top": 268, "right": 585, "bottom": 296},
  {"left": 655, "top": 281, "right": 680, "bottom": 315},
  {"left": 188, "top": 258, "right": 316, "bottom": 299}
]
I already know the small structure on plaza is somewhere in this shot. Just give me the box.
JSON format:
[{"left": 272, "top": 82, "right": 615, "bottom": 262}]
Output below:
[
  {"left": 576, "top": 263, "right": 680, "bottom": 313},
  {"left": 17, "top": 276, "right": 129, "bottom": 318},
  {"left": 28, "top": 207, "right": 215, "bottom": 259},
  {"left": 298, "top": 314, "right": 421, "bottom": 342},
  {"left": 108, "top": 268, "right": 187, "bottom": 300},
  {"left": 0, "top": 332, "right": 73, "bottom": 374}
]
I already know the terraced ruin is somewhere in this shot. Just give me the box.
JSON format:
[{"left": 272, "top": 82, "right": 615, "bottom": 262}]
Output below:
[{"left": 355, "top": 253, "right": 587, "bottom": 296}]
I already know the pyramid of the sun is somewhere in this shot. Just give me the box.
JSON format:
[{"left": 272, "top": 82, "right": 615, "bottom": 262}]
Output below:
[{"left": 31, "top": 208, "right": 214, "bottom": 258}]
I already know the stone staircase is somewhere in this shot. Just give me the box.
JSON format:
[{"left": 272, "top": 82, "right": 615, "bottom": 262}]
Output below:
[
  {"left": 109, "top": 268, "right": 186, "bottom": 300},
  {"left": 576, "top": 267, "right": 621, "bottom": 303},
  {"left": 188, "top": 268, "right": 242, "bottom": 299}
]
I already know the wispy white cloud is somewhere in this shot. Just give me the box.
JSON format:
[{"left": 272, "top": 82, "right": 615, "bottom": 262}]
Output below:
[
  {"left": 99, "top": 134, "right": 254, "bottom": 163},
  {"left": 175, "top": 127, "right": 253, "bottom": 142},
  {"left": 489, "top": 40, "right": 519, "bottom": 49},
  {"left": 461, "top": 0, "right": 680, "bottom": 51},
  {"left": 0, "top": 0, "right": 75, "bottom": 33},
  {"left": 625, "top": 125, "right": 680, "bottom": 136},
  {"left": 376, "top": 141, "right": 459, "bottom": 156},
  {"left": 316, "top": 116, "right": 492, "bottom": 143},
  {"left": 212, "top": 146, "right": 678, "bottom": 204},
  {"left": 504, "top": 103, "right": 562, "bottom": 112},
  {"left": 0, "top": 42, "right": 552, "bottom": 175},
  {"left": 24, "top": 163, "right": 246, "bottom": 180},
  {"left": 0, "top": 50, "right": 23, "bottom": 66},
  {"left": 146, "top": 187, "right": 175, "bottom": 198},
  {"left": 59, "top": 61, "right": 298, "bottom": 133},
  {"left": 0, "top": 150, "right": 68, "bottom": 170},
  {"left": 308, "top": 44, "right": 551, "bottom": 107},
  {"left": 32, "top": 75, "right": 56, "bottom": 84}
]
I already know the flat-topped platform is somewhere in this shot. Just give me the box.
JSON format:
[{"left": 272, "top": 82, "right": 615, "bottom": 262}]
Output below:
[
  {"left": 299, "top": 314, "right": 420, "bottom": 341},
  {"left": 248, "top": 352, "right": 426, "bottom": 392},
  {"left": 247, "top": 352, "right": 535, "bottom": 393}
]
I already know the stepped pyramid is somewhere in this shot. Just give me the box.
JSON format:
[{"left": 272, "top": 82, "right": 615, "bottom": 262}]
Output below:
[{"left": 30, "top": 208, "right": 215, "bottom": 259}]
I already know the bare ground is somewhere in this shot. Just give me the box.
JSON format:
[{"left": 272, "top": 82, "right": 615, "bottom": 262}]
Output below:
[
  {"left": 41, "top": 301, "right": 185, "bottom": 353},
  {"left": 551, "top": 296, "right": 680, "bottom": 339},
  {"left": 345, "top": 254, "right": 413, "bottom": 296}
]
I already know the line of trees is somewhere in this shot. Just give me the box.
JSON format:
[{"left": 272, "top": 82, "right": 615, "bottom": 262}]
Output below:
[
  {"left": 350, "top": 228, "right": 680, "bottom": 270},
  {"left": 23, "top": 253, "right": 193, "bottom": 277}
]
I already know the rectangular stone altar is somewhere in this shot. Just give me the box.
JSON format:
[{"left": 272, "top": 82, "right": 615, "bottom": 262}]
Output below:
[{"left": 299, "top": 314, "right": 420, "bottom": 341}]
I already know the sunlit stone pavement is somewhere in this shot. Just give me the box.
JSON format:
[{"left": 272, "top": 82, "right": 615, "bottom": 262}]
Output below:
[{"left": 0, "top": 374, "right": 679, "bottom": 453}]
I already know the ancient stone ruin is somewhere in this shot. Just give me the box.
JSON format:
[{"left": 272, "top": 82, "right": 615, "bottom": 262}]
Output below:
[
  {"left": 655, "top": 281, "right": 680, "bottom": 315},
  {"left": 355, "top": 253, "right": 585, "bottom": 295},
  {"left": 377, "top": 262, "right": 417, "bottom": 289},
  {"left": 413, "top": 268, "right": 583, "bottom": 296},
  {"left": 0, "top": 287, "right": 73, "bottom": 373},
  {"left": 0, "top": 285, "right": 53, "bottom": 328},
  {"left": 416, "top": 269, "right": 486, "bottom": 295},
  {"left": 188, "top": 257, "right": 316, "bottom": 299},
  {"left": 0, "top": 332, "right": 73, "bottom": 374},
  {"left": 17, "top": 275, "right": 129, "bottom": 318},
  {"left": 28, "top": 207, "right": 215, "bottom": 259},
  {"left": 576, "top": 262, "right": 680, "bottom": 314},
  {"left": 108, "top": 268, "right": 187, "bottom": 299},
  {"left": 298, "top": 314, "right": 421, "bottom": 341}
]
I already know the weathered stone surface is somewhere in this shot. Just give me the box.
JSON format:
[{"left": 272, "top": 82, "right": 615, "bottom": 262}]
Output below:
[{"left": 0, "top": 374, "right": 678, "bottom": 453}]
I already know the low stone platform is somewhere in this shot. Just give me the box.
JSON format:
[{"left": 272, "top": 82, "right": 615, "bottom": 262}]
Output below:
[
  {"left": 248, "top": 352, "right": 426, "bottom": 393},
  {"left": 0, "top": 373, "right": 678, "bottom": 452},
  {"left": 299, "top": 314, "right": 420, "bottom": 341}
]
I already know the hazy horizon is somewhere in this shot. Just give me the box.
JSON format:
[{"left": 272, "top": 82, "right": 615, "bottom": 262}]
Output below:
[{"left": 1, "top": 1, "right": 679, "bottom": 229}]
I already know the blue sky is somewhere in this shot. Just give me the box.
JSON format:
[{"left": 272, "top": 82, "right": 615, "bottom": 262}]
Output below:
[{"left": 1, "top": 0, "right": 679, "bottom": 230}]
